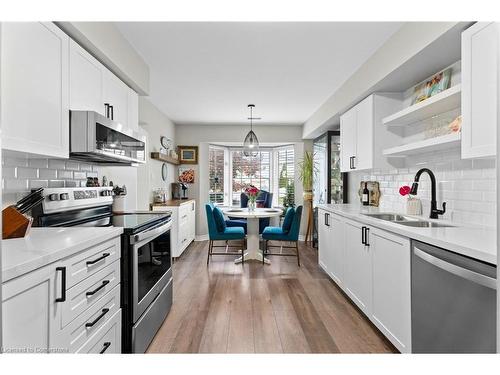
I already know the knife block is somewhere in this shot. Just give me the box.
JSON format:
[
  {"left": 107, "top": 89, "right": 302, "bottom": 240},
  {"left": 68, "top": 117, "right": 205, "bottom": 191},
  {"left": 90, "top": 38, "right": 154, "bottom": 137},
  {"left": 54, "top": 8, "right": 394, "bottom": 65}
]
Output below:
[{"left": 2, "top": 205, "right": 33, "bottom": 239}]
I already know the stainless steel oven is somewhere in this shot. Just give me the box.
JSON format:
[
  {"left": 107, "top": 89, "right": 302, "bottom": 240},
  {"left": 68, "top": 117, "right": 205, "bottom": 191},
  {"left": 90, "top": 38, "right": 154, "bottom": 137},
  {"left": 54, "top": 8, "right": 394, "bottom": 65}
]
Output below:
[
  {"left": 124, "top": 218, "right": 173, "bottom": 353},
  {"left": 130, "top": 220, "right": 172, "bottom": 322}
]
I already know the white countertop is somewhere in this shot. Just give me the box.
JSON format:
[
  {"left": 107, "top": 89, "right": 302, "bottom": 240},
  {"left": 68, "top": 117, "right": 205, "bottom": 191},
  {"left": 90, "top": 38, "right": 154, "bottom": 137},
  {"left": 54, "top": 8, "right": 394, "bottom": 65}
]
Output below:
[
  {"left": 317, "top": 204, "right": 497, "bottom": 265},
  {"left": 2, "top": 227, "right": 123, "bottom": 282}
]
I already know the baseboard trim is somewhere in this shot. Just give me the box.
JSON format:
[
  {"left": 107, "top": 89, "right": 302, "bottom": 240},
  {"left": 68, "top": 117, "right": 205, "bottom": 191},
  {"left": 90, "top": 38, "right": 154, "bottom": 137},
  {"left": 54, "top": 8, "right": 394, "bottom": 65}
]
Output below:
[{"left": 195, "top": 234, "right": 209, "bottom": 242}]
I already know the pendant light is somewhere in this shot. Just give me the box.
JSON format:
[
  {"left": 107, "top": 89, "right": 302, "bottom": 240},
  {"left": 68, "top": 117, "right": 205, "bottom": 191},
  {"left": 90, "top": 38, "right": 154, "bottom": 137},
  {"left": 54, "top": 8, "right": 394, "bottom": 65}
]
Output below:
[{"left": 243, "top": 104, "right": 260, "bottom": 157}]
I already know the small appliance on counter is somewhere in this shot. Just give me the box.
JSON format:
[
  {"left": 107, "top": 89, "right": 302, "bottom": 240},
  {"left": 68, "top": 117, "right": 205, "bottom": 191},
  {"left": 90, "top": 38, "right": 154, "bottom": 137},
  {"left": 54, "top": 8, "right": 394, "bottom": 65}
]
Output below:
[{"left": 171, "top": 182, "right": 189, "bottom": 200}]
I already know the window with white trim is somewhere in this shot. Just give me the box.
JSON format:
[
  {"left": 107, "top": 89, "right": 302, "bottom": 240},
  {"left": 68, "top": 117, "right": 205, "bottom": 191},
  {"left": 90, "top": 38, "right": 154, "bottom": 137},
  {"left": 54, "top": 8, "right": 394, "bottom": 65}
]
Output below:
[
  {"left": 208, "top": 144, "right": 295, "bottom": 207},
  {"left": 275, "top": 146, "right": 295, "bottom": 206}
]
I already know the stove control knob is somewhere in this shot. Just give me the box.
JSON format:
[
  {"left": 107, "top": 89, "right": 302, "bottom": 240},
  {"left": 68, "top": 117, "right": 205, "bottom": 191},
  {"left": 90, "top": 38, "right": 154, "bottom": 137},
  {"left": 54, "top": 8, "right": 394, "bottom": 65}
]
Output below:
[
  {"left": 48, "top": 193, "right": 59, "bottom": 201},
  {"left": 60, "top": 193, "right": 70, "bottom": 200}
]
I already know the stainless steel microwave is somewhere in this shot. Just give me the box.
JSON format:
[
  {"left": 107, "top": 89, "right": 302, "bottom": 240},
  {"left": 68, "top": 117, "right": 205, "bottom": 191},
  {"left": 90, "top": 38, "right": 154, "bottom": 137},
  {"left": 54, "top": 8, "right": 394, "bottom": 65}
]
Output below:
[{"left": 69, "top": 110, "right": 147, "bottom": 166}]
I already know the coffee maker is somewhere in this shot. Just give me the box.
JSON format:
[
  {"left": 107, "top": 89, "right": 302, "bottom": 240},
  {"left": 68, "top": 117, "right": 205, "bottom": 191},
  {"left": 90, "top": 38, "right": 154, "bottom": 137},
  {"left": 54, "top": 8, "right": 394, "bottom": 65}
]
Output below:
[{"left": 171, "top": 183, "right": 189, "bottom": 200}]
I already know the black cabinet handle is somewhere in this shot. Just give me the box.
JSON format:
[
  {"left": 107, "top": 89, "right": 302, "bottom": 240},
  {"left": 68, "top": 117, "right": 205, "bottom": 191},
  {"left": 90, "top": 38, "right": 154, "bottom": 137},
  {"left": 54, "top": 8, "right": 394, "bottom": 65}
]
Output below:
[
  {"left": 55, "top": 267, "right": 66, "bottom": 302},
  {"left": 104, "top": 103, "right": 110, "bottom": 118},
  {"left": 361, "top": 226, "right": 366, "bottom": 245},
  {"left": 324, "top": 213, "right": 329, "bottom": 227},
  {"left": 349, "top": 156, "right": 353, "bottom": 169},
  {"left": 100, "top": 342, "right": 112, "bottom": 354},
  {"left": 85, "top": 308, "right": 110, "bottom": 328},
  {"left": 351, "top": 156, "right": 356, "bottom": 169},
  {"left": 365, "top": 227, "right": 370, "bottom": 247},
  {"left": 86, "top": 253, "right": 110, "bottom": 266},
  {"left": 109, "top": 105, "right": 114, "bottom": 120},
  {"left": 86, "top": 280, "right": 110, "bottom": 297}
]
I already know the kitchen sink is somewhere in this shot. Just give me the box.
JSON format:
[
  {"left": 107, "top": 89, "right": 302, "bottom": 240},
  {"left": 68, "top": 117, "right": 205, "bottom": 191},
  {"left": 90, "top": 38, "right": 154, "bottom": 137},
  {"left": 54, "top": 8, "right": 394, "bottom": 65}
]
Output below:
[
  {"left": 363, "top": 212, "right": 455, "bottom": 228},
  {"left": 363, "top": 213, "right": 413, "bottom": 222},
  {"left": 394, "top": 220, "right": 454, "bottom": 228}
]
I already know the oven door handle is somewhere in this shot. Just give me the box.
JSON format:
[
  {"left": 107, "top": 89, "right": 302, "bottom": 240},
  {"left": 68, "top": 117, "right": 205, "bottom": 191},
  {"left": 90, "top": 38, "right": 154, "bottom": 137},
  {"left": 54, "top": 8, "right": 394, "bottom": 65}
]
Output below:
[
  {"left": 414, "top": 247, "right": 496, "bottom": 290},
  {"left": 131, "top": 220, "right": 172, "bottom": 244}
]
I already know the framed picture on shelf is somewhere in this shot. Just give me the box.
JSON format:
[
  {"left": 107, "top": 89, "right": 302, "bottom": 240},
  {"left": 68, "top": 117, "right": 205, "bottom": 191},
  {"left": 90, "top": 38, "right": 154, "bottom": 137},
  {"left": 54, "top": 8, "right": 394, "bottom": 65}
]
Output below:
[
  {"left": 178, "top": 166, "right": 195, "bottom": 184},
  {"left": 178, "top": 145, "right": 198, "bottom": 164}
]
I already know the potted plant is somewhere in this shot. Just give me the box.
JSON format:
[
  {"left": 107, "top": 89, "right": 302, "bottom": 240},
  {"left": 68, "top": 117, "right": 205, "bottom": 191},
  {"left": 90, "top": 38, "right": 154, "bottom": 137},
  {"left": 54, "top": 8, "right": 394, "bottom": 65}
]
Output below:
[
  {"left": 298, "top": 151, "right": 317, "bottom": 244},
  {"left": 298, "top": 151, "right": 317, "bottom": 201}
]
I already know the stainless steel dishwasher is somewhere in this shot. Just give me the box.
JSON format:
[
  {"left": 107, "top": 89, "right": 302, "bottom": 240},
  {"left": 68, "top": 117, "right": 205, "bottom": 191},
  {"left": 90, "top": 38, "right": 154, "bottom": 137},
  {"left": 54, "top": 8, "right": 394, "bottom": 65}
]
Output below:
[{"left": 411, "top": 240, "right": 497, "bottom": 353}]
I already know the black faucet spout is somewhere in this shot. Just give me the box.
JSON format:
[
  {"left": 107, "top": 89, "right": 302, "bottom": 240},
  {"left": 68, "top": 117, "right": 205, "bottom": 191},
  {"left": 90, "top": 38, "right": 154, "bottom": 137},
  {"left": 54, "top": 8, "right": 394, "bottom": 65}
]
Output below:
[{"left": 411, "top": 168, "right": 446, "bottom": 219}]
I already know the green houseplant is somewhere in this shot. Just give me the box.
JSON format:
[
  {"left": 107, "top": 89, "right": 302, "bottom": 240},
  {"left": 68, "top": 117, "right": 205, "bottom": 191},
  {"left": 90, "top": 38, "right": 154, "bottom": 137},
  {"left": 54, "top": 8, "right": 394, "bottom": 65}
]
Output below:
[
  {"left": 298, "top": 151, "right": 318, "bottom": 244},
  {"left": 298, "top": 151, "right": 317, "bottom": 201}
]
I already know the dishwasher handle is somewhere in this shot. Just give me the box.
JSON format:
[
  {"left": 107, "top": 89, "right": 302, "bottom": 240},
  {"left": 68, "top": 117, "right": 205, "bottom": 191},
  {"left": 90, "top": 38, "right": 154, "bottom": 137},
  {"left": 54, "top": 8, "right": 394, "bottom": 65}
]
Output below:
[{"left": 414, "top": 247, "right": 497, "bottom": 290}]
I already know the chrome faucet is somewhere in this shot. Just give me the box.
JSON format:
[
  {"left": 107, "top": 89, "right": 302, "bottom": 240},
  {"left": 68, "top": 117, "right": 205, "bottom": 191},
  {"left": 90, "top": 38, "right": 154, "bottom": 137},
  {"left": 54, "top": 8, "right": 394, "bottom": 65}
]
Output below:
[{"left": 410, "top": 168, "right": 446, "bottom": 219}]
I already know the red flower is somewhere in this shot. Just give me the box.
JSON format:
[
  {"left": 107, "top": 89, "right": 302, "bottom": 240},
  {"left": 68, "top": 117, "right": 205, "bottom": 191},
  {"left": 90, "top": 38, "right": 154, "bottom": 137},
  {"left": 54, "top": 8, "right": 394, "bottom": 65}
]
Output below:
[
  {"left": 399, "top": 185, "right": 411, "bottom": 196},
  {"left": 245, "top": 185, "right": 260, "bottom": 197}
]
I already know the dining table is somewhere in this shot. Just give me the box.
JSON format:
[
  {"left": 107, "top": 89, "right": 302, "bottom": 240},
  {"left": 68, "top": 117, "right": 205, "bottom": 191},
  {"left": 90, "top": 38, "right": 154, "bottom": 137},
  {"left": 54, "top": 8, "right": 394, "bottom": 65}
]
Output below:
[{"left": 222, "top": 207, "right": 283, "bottom": 264}]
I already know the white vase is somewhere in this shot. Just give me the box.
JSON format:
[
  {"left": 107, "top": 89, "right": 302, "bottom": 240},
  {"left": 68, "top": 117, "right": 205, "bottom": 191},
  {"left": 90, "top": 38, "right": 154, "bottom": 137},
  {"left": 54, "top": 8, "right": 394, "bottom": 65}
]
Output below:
[{"left": 248, "top": 200, "right": 256, "bottom": 212}]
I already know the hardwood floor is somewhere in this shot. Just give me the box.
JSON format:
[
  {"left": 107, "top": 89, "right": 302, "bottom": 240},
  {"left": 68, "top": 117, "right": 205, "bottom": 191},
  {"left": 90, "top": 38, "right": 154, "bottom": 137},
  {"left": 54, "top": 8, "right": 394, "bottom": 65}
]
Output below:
[{"left": 147, "top": 240, "right": 397, "bottom": 354}]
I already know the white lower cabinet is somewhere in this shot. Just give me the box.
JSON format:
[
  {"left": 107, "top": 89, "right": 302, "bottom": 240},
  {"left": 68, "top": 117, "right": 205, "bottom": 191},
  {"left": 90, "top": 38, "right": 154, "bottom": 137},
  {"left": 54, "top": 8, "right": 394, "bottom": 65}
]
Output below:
[
  {"left": 370, "top": 227, "right": 411, "bottom": 353},
  {"left": 318, "top": 210, "right": 344, "bottom": 287},
  {"left": 343, "top": 219, "right": 372, "bottom": 315},
  {"left": 317, "top": 210, "right": 412, "bottom": 353},
  {"left": 152, "top": 200, "right": 196, "bottom": 258},
  {"left": 1, "top": 236, "right": 122, "bottom": 353}
]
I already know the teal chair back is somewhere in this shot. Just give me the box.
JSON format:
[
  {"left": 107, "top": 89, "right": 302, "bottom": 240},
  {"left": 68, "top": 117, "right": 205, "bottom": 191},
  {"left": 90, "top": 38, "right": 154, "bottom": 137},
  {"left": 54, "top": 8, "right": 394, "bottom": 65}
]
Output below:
[
  {"left": 205, "top": 203, "right": 218, "bottom": 239},
  {"left": 286, "top": 205, "right": 303, "bottom": 241}
]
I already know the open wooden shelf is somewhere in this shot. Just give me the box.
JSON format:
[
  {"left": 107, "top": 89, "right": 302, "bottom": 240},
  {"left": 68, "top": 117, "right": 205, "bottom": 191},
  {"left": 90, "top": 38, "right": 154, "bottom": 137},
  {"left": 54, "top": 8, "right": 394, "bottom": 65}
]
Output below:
[
  {"left": 383, "top": 133, "right": 461, "bottom": 157},
  {"left": 382, "top": 84, "right": 461, "bottom": 127},
  {"left": 150, "top": 152, "right": 180, "bottom": 165}
]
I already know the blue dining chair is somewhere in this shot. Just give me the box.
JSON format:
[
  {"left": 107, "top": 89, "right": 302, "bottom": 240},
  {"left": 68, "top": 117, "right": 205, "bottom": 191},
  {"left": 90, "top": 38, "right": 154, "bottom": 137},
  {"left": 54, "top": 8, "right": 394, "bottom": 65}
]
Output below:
[
  {"left": 261, "top": 206, "right": 303, "bottom": 266},
  {"left": 205, "top": 203, "right": 246, "bottom": 265},
  {"left": 226, "top": 190, "right": 273, "bottom": 234}
]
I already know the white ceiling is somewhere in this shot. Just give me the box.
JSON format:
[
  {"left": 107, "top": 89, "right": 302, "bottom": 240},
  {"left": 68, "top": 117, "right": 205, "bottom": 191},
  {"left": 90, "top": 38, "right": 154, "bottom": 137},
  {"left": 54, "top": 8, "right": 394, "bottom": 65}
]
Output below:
[{"left": 116, "top": 22, "right": 403, "bottom": 126}]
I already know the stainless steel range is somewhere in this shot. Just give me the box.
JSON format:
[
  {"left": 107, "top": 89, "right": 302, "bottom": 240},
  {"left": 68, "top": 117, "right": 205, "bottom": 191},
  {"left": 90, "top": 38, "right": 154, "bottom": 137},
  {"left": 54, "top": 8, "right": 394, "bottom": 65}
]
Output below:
[{"left": 32, "top": 187, "right": 173, "bottom": 353}]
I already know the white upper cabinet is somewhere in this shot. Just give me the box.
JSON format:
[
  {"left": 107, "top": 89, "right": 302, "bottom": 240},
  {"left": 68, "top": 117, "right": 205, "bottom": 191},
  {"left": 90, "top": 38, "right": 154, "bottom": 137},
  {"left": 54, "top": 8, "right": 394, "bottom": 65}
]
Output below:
[
  {"left": 341, "top": 96, "right": 373, "bottom": 172},
  {"left": 69, "top": 40, "right": 105, "bottom": 115},
  {"left": 103, "top": 69, "right": 130, "bottom": 126},
  {"left": 340, "top": 106, "right": 357, "bottom": 172},
  {"left": 353, "top": 95, "right": 374, "bottom": 170},
  {"left": 69, "top": 38, "right": 138, "bottom": 130},
  {"left": 461, "top": 22, "right": 498, "bottom": 159},
  {"left": 340, "top": 94, "right": 399, "bottom": 172},
  {"left": 1, "top": 22, "right": 70, "bottom": 158}
]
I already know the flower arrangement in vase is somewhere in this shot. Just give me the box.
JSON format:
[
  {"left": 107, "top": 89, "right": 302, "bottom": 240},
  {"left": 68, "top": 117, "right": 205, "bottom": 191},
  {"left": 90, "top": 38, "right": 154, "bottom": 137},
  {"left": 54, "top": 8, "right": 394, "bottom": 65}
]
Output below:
[
  {"left": 400, "top": 185, "right": 422, "bottom": 215},
  {"left": 245, "top": 185, "right": 260, "bottom": 212}
]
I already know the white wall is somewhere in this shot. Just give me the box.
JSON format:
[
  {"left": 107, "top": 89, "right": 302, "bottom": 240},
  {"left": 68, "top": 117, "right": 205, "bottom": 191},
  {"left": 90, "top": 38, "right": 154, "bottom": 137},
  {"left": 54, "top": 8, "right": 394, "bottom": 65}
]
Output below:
[
  {"left": 175, "top": 124, "right": 308, "bottom": 237},
  {"left": 136, "top": 97, "right": 176, "bottom": 210},
  {"left": 348, "top": 149, "right": 496, "bottom": 228}
]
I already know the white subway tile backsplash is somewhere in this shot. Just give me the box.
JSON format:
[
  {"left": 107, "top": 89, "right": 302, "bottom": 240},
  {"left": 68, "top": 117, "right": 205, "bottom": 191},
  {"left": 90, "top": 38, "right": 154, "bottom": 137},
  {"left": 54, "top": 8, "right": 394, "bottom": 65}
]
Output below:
[
  {"left": 350, "top": 149, "right": 496, "bottom": 227},
  {"left": 17, "top": 167, "right": 38, "bottom": 179},
  {"left": 48, "top": 159, "right": 66, "bottom": 169},
  {"left": 39, "top": 169, "right": 58, "bottom": 179},
  {"left": 2, "top": 156, "right": 101, "bottom": 206},
  {"left": 48, "top": 180, "right": 65, "bottom": 188},
  {"left": 4, "top": 178, "right": 28, "bottom": 191},
  {"left": 73, "top": 171, "right": 87, "bottom": 180},
  {"left": 28, "top": 159, "right": 49, "bottom": 169},
  {"left": 3, "top": 167, "right": 16, "bottom": 178},
  {"left": 4, "top": 157, "right": 28, "bottom": 168},
  {"left": 29, "top": 180, "right": 49, "bottom": 189},
  {"left": 57, "top": 170, "right": 73, "bottom": 179},
  {"left": 65, "top": 161, "right": 80, "bottom": 171}
]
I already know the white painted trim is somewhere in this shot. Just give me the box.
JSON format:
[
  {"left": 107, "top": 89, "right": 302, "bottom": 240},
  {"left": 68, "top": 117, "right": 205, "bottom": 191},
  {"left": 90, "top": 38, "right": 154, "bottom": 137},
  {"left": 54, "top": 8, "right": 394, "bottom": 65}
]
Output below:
[{"left": 195, "top": 234, "right": 209, "bottom": 242}]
